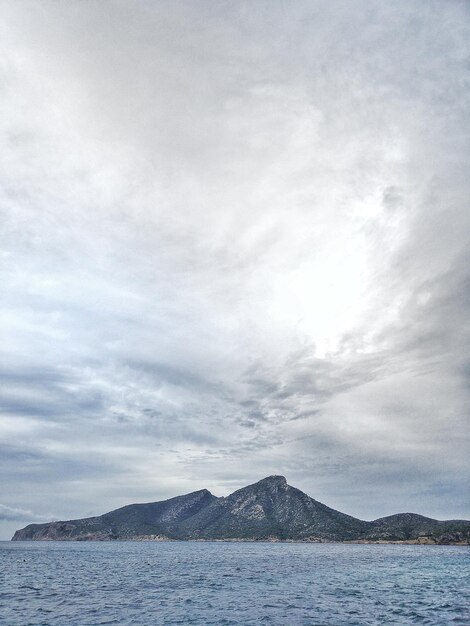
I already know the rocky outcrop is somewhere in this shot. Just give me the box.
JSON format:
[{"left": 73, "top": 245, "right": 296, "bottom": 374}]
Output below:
[{"left": 11, "top": 476, "right": 470, "bottom": 543}]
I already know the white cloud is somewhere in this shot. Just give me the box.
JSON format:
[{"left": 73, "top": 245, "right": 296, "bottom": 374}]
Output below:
[{"left": 0, "top": 504, "right": 54, "bottom": 523}]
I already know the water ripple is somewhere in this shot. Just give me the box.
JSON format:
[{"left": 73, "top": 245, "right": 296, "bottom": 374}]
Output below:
[{"left": 0, "top": 541, "right": 469, "bottom": 625}]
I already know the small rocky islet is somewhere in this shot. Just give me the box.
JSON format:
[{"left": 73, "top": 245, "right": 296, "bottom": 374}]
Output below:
[{"left": 12, "top": 476, "right": 470, "bottom": 544}]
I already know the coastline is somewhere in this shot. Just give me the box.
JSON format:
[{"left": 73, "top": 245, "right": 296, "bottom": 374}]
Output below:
[{"left": 11, "top": 536, "right": 469, "bottom": 545}]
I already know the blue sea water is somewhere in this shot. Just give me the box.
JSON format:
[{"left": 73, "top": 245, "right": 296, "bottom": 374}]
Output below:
[{"left": 0, "top": 541, "right": 469, "bottom": 625}]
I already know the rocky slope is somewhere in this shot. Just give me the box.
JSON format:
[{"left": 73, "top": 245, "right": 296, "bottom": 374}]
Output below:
[
  {"left": 12, "top": 488, "right": 215, "bottom": 541},
  {"left": 176, "top": 476, "right": 366, "bottom": 540},
  {"left": 12, "top": 476, "right": 470, "bottom": 543}
]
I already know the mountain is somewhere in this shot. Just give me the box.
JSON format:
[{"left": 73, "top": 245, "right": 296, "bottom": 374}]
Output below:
[
  {"left": 12, "top": 489, "right": 216, "bottom": 541},
  {"left": 365, "top": 513, "right": 470, "bottom": 544},
  {"left": 11, "top": 476, "right": 470, "bottom": 544},
  {"left": 175, "top": 476, "right": 366, "bottom": 541}
]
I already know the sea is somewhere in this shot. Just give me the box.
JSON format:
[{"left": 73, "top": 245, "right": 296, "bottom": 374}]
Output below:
[{"left": 1, "top": 541, "right": 469, "bottom": 625}]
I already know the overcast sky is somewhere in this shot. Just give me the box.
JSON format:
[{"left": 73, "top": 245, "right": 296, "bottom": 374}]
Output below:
[{"left": 1, "top": 0, "right": 469, "bottom": 540}]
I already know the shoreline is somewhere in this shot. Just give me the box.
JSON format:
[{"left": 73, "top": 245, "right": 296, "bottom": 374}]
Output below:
[{"left": 10, "top": 536, "right": 470, "bottom": 546}]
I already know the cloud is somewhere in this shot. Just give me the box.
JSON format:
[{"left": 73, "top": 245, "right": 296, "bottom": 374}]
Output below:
[
  {"left": 0, "top": 0, "right": 469, "bottom": 537},
  {"left": 0, "top": 504, "right": 54, "bottom": 523}
]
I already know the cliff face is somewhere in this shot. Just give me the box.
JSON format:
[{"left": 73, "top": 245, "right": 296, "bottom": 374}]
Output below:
[{"left": 12, "top": 476, "right": 470, "bottom": 543}]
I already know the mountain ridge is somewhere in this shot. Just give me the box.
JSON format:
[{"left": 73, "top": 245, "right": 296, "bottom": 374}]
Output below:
[{"left": 12, "top": 476, "right": 470, "bottom": 544}]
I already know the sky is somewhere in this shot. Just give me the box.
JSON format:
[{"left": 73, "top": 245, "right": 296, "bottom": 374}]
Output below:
[{"left": 0, "top": 0, "right": 469, "bottom": 540}]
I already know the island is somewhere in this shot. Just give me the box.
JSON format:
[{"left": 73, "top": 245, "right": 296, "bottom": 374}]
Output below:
[{"left": 12, "top": 476, "right": 470, "bottom": 544}]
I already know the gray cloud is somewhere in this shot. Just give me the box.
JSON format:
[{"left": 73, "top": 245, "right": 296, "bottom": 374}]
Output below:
[
  {"left": 0, "top": 0, "right": 469, "bottom": 537},
  {"left": 0, "top": 504, "right": 54, "bottom": 523}
]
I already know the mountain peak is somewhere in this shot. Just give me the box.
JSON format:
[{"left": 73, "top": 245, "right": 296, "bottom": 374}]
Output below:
[
  {"left": 257, "top": 475, "right": 287, "bottom": 486},
  {"left": 244, "top": 475, "right": 288, "bottom": 493}
]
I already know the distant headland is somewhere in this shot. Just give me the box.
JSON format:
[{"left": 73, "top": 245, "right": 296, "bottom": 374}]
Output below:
[{"left": 12, "top": 476, "right": 470, "bottom": 544}]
